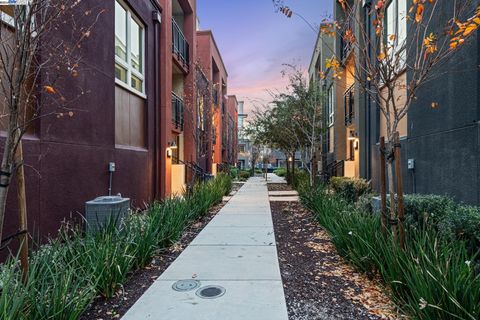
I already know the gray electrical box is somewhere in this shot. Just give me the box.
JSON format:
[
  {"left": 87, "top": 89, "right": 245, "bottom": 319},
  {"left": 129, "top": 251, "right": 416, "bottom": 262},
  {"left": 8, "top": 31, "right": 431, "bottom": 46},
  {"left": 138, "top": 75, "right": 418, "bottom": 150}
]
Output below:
[
  {"left": 408, "top": 159, "right": 415, "bottom": 170},
  {"left": 85, "top": 196, "right": 130, "bottom": 232}
]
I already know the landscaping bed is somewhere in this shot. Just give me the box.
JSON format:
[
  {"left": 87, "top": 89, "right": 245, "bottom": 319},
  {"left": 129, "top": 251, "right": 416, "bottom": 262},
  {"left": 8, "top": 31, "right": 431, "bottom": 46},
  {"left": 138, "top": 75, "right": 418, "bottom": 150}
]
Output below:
[
  {"left": 268, "top": 183, "right": 291, "bottom": 192},
  {"left": 300, "top": 181, "right": 480, "bottom": 320},
  {"left": 0, "top": 175, "right": 233, "bottom": 320},
  {"left": 80, "top": 200, "right": 227, "bottom": 320},
  {"left": 270, "top": 194, "right": 398, "bottom": 319}
]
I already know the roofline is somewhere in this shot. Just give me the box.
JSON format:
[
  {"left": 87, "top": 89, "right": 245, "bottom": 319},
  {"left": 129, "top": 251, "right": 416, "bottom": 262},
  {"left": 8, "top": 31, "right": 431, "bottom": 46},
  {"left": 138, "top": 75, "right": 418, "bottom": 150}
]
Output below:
[
  {"left": 197, "top": 30, "right": 228, "bottom": 77},
  {"left": 308, "top": 22, "right": 331, "bottom": 74}
]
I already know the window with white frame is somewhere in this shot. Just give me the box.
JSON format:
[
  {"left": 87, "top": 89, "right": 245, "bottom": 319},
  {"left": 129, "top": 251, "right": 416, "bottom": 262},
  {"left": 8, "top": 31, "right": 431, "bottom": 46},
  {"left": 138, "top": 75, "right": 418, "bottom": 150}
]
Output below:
[
  {"left": 327, "top": 85, "right": 334, "bottom": 127},
  {"left": 115, "top": 0, "right": 145, "bottom": 95},
  {"left": 386, "top": 0, "right": 407, "bottom": 66}
]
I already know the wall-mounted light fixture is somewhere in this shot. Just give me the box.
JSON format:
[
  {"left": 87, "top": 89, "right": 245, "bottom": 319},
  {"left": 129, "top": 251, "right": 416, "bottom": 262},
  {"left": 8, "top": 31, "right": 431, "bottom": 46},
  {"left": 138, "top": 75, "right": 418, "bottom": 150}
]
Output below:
[
  {"left": 348, "top": 130, "right": 357, "bottom": 141},
  {"left": 166, "top": 141, "right": 178, "bottom": 158},
  {"left": 288, "top": 156, "right": 293, "bottom": 162}
]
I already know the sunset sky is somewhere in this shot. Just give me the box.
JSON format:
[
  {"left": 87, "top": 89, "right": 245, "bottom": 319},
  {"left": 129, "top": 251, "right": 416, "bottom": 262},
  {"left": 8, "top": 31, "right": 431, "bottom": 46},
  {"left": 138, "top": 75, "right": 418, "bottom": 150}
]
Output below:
[{"left": 197, "top": 0, "right": 333, "bottom": 114}]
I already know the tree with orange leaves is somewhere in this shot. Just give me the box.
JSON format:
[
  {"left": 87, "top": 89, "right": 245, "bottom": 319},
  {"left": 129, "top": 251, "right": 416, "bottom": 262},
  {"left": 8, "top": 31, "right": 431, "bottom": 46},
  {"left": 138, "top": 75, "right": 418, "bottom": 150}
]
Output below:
[{"left": 276, "top": 0, "right": 480, "bottom": 248}]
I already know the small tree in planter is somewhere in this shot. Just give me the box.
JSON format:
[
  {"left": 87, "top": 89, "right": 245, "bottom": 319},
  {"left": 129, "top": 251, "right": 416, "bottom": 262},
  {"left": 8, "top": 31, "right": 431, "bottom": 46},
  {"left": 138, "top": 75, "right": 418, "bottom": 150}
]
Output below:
[{"left": 275, "top": 0, "right": 480, "bottom": 248}]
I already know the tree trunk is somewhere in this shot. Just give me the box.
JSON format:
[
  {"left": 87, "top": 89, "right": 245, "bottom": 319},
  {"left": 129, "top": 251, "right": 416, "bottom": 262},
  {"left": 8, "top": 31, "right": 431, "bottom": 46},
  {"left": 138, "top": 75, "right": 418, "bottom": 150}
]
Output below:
[
  {"left": 394, "top": 132, "right": 406, "bottom": 250},
  {"left": 286, "top": 155, "right": 291, "bottom": 185},
  {"left": 387, "top": 150, "right": 397, "bottom": 242},
  {"left": 291, "top": 152, "right": 296, "bottom": 187},
  {"left": 311, "top": 145, "right": 317, "bottom": 187},
  {"left": 0, "top": 133, "right": 14, "bottom": 248},
  {"left": 15, "top": 139, "right": 28, "bottom": 280},
  {"left": 379, "top": 137, "right": 388, "bottom": 236}
]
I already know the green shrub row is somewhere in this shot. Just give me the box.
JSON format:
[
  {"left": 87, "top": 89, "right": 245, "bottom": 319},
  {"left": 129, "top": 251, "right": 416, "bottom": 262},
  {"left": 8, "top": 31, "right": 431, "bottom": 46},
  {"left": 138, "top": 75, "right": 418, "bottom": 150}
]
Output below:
[
  {"left": 355, "top": 191, "right": 480, "bottom": 257},
  {"left": 273, "top": 167, "right": 286, "bottom": 177},
  {"left": 299, "top": 185, "right": 480, "bottom": 320},
  {"left": 238, "top": 170, "right": 251, "bottom": 181},
  {"left": 0, "top": 174, "right": 232, "bottom": 320},
  {"left": 329, "top": 176, "right": 371, "bottom": 203}
]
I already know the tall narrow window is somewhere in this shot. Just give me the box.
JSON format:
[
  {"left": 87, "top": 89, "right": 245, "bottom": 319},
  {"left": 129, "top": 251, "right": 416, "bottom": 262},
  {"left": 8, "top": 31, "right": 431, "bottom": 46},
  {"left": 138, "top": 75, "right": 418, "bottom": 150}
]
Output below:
[
  {"left": 327, "top": 85, "right": 334, "bottom": 127},
  {"left": 115, "top": 0, "right": 145, "bottom": 95},
  {"left": 386, "top": 0, "right": 407, "bottom": 67}
]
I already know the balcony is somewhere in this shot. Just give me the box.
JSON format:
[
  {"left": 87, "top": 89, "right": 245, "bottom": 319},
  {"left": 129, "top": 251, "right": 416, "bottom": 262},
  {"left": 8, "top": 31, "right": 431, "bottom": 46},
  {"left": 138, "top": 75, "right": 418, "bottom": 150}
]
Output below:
[
  {"left": 172, "top": 18, "right": 189, "bottom": 70},
  {"left": 344, "top": 84, "right": 354, "bottom": 126},
  {"left": 171, "top": 92, "right": 184, "bottom": 130}
]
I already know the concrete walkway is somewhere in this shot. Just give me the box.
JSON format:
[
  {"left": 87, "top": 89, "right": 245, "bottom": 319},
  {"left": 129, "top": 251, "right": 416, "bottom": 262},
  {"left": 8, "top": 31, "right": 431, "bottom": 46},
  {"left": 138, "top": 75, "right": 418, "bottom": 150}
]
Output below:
[{"left": 122, "top": 177, "right": 289, "bottom": 320}]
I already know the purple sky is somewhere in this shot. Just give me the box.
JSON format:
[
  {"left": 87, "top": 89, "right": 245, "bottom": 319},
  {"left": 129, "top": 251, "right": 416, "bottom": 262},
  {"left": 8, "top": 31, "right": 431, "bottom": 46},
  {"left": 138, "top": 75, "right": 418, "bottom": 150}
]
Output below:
[{"left": 197, "top": 0, "right": 333, "bottom": 114}]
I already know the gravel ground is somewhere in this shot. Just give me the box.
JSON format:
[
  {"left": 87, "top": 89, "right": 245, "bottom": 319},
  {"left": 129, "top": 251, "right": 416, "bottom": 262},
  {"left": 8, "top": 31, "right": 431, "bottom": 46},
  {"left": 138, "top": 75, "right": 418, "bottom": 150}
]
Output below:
[
  {"left": 80, "top": 185, "right": 242, "bottom": 320},
  {"left": 270, "top": 187, "right": 399, "bottom": 320}
]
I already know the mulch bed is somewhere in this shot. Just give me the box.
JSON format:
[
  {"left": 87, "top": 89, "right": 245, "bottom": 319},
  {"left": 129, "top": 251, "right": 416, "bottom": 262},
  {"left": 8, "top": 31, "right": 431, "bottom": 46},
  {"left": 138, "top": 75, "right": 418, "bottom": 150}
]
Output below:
[
  {"left": 270, "top": 185, "right": 399, "bottom": 320},
  {"left": 80, "top": 183, "right": 243, "bottom": 320},
  {"left": 268, "top": 183, "right": 292, "bottom": 191}
]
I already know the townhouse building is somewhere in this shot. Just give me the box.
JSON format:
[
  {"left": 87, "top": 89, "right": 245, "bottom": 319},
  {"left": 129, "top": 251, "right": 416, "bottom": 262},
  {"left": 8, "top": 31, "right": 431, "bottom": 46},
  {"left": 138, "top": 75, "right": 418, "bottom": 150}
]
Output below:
[
  {"left": 311, "top": 0, "right": 480, "bottom": 204},
  {"left": 0, "top": 0, "right": 238, "bottom": 247},
  {"left": 237, "top": 101, "right": 252, "bottom": 169},
  {"left": 196, "top": 30, "right": 237, "bottom": 174}
]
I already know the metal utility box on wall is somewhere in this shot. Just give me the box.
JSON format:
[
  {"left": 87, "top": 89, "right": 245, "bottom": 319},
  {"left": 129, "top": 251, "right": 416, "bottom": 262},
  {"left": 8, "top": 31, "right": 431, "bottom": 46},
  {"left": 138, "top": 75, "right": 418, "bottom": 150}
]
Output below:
[{"left": 85, "top": 196, "right": 130, "bottom": 232}]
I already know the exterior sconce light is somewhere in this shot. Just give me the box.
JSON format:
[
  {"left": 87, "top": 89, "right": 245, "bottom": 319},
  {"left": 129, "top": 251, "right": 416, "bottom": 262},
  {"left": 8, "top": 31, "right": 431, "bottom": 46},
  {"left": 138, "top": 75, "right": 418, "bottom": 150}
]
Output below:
[
  {"left": 288, "top": 157, "right": 293, "bottom": 162},
  {"left": 167, "top": 141, "right": 177, "bottom": 158},
  {"left": 348, "top": 130, "right": 357, "bottom": 141}
]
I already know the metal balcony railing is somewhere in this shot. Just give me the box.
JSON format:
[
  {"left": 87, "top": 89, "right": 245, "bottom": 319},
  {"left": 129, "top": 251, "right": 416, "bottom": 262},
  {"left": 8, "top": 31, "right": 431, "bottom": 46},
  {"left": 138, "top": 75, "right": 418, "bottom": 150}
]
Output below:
[
  {"left": 171, "top": 92, "right": 184, "bottom": 130},
  {"left": 172, "top": 18, "right": 189, "bottom": 69},
  {"left": 344, "top": 84, "right": 355, "bottom": 125}
]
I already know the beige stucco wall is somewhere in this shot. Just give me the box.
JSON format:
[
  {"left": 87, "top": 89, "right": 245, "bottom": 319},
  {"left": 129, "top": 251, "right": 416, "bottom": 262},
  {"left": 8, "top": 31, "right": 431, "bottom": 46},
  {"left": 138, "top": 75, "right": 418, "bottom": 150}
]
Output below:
[{"left": 379, "top": 72, "right": 408, "bottom": 139}]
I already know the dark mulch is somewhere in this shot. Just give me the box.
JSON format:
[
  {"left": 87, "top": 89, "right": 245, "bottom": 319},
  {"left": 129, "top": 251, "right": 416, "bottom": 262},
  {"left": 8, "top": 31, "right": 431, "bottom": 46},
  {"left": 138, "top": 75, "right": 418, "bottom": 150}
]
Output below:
[
  {"left": 80, "top": 195, "right": 234, "bottom": 320},
  {"left": 271, "top": 200, "right": 398, "bottom": 320},
  {"left": 268, "top": 183, "right": 292, "bottom": 191},
  {"left": 231, "top": 182, "right": 243, "bottom": 193}
]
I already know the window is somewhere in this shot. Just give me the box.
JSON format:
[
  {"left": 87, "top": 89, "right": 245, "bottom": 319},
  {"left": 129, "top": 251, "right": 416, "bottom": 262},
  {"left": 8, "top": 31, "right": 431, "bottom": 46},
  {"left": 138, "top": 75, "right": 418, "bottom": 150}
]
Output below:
[
  {"left": 115, "top": 0, "right": 145, "bottom": 95},
  {"left": 386, "top": 0, "right": 407, "bottom": 66},
  {"left": 239, "top": 145, "right": 246, "bottom": 153},
  {"left": 197, "top": 91, "right": 205, "bottom": 131},
  {"left": 327, "top": 85, "right": 334, "bottom": 127}
]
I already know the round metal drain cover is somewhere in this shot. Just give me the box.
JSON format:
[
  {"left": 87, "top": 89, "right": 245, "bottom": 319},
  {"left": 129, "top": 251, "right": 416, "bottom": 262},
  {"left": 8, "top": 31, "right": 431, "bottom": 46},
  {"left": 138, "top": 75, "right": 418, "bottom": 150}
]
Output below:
[
  {"left": 172, "top": 280, "right": 201, "bottom": 292},
  {"left": 196, "top": 285, "right": 226, "bottom": 299}
]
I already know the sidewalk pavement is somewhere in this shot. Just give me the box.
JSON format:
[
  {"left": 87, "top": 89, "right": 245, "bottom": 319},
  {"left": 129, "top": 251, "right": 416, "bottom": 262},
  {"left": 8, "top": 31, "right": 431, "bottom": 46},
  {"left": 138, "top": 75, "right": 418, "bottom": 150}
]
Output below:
[{"left": 122, "top": 177, "right": 289, "bottom": 320}]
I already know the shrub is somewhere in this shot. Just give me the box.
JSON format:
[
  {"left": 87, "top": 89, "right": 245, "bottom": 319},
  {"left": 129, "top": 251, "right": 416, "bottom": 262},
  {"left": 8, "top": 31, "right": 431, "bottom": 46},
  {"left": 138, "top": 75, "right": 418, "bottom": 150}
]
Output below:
[
  {"left": 255, "top": 168, "right": 263, "bottom": 174},
  {"left": 293, "top": 169, "right": 309, "bottom": 189},
  {"left": 273, "top": 167, "right": 287, "bottom": 177},
  {"left": 403, "top": 194, "right": 456, "bottom": 229},
  {"left": 438, "top": 204, "right": 480, "bottom": 254},
  {"left": 229, "top": 167, "right": 238, "bottom": 179},
  {"left": 330, "top": 177, "right": 371, "bottom": 203},
  {"left": 300, "top": 185, "right": 480, "bottom": 320},
  {"left": 238, "top": 170, "right": 251, "bottom": 181}
]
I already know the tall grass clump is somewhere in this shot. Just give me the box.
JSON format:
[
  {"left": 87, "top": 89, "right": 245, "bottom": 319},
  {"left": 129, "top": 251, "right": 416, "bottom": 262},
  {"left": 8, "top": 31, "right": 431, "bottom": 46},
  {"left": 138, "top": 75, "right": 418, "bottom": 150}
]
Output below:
[
  {"left": 299, "top": 184, "right": 480, "bottom": 320},
  {"left": 0, "top": 174, "right": 232, "bottom": 319}
]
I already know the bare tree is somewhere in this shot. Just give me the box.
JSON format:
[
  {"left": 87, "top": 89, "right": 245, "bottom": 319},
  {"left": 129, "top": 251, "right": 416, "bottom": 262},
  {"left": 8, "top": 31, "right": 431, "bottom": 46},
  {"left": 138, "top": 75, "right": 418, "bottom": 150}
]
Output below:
[{"left": 0, "top": 1, "right": 102, "bottom": 268}]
